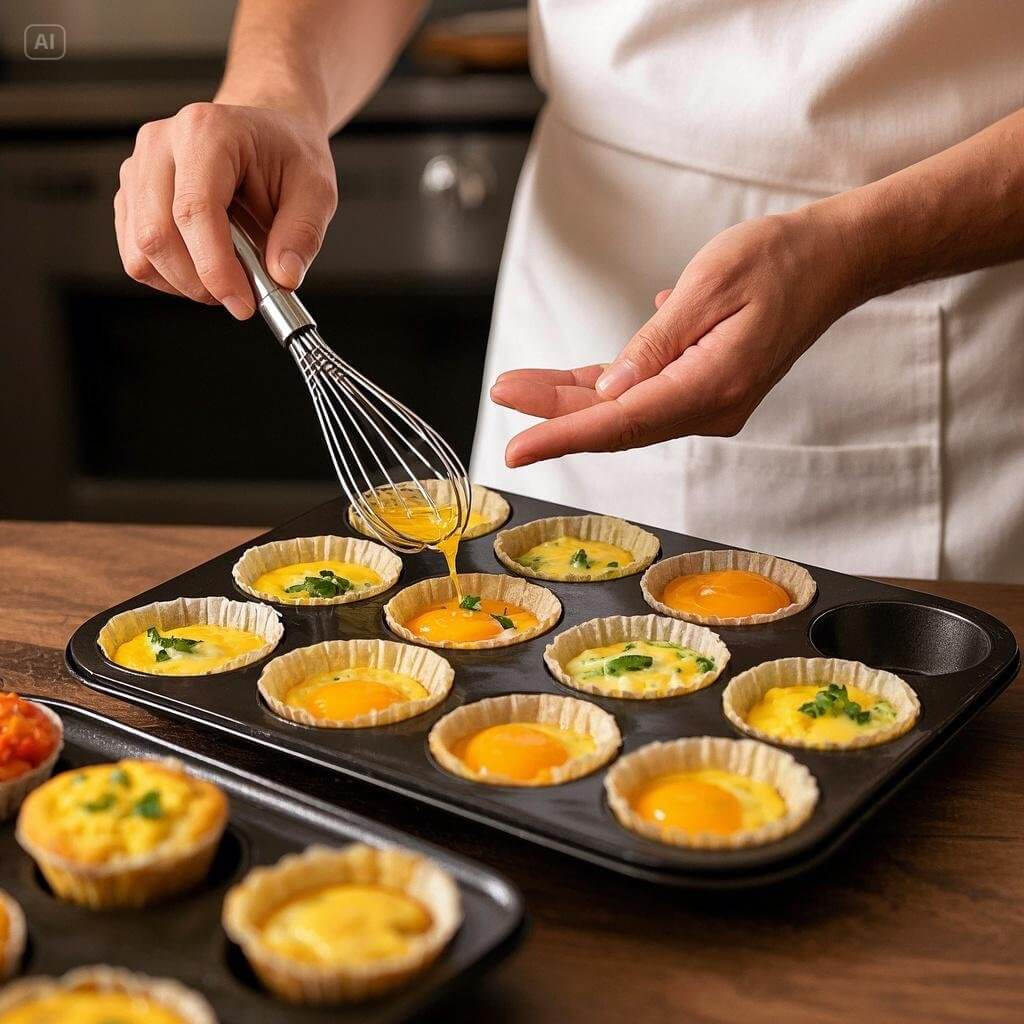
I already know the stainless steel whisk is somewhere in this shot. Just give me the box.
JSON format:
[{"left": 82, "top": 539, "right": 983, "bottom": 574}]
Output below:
[{"left": 228, "top": 207, "right": 471, "bottom": 553}]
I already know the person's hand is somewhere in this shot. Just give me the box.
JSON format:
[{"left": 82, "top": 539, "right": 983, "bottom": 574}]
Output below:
[
  {"left": 490, "top": 208, "right": 863, "bottom": 467},
  {"left": 114, "top": 102, "right": 337, "bottom": 319}
]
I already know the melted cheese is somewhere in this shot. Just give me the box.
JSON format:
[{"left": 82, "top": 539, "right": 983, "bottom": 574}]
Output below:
[
  {"left": 18, "top": 759, "right": 226, "bottom": 864},
  {"left": 516, "top": 536, "right": 633, "bottom": 578},
  {"left": 282, "top": 667, "right": 428, "bottom": 722},
  {"left": 564, "top": 639, "right": 715, "bottom": 696},
  {"left": 662, "top": 569, "right": 791, "bottom": 618},
  {"left": 112, "top": 624, "right": 264, "bottom": 676},
  {"left": 0, "top": 902, "right": 7, "bottom": 950},
  {"left": 746, "top": 684, "right": 898, "bottom": 744},
  {"left": 453, "top": 723, "right": 595, "bottom": 783},
  {"left": 253, "top": 559, "right": 381, "bottom": 600},
  {"left": 406, "top": 598, "right": 537, "bottom": 644},
  {"left": 633, "top": 769, "right": 786, "bottom": 836},
  {"left": 0, "top": 991, "right": 187, "bottom": 1024},
  {"left": 260, "top": 883, "right": 431, "bottom": 965}
]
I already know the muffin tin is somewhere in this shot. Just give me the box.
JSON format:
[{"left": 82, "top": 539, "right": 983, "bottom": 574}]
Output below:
[
  {"left": 0, "top": 700, "right": 524, "bottom": 1020},
  {"left": 67, "top": 491, "right": 1020, "bottom": 887}
]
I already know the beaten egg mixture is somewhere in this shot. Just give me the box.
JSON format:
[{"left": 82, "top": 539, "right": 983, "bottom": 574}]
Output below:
[
  {"left": 746, "top": 684, "right": 897, "bottom": 744},
  {"left": 452, "top": 723, "right": 595, "bottom": 783},
  {"left": 633, "top": 769, "right": 786, "bottom": 836},
  {"left": 0, "top": 902, "right": 9, "bottom": 956},
  {"left": 259, "top": 883, "right": 431, "bottom": 965},
  {"left": 18, "top": 759, "right": 226, "bottom": 864},
  {"left": 282, "top": 667, "right": 428, "bottom": 722},
  {"left": 516, "top": 536, "right": 633, "bottom": 578},
  {"left": 406, "top": 597, "right": 537, "bottom": 644},
  {"left": 565, "top": 640, "right": 715, "bottom": 696},
  {"left": 0, "top": 991, "right": 188, "bottom": 1024},
  {"left": 253, "top": 559, "right": 381, "bottom": 600},
  {"left": 112, "top": 624, "right": 264, "bottom": 676},
  {"left": 662, "top": 569, "right": 791, "bottom": 618}
]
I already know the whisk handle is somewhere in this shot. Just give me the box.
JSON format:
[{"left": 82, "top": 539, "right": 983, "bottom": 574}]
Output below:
[{"left": 228, "top": 205, "right": 316, "bottom": 346}]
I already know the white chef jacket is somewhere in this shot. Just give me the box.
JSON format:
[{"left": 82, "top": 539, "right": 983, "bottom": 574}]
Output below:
[{"left": 470, "top": 0, "right": 1024, "bottom": 582}]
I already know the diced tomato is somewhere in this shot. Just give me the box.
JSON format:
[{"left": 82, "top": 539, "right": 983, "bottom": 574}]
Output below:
[{"left": 0, "top": 693, "right": 57, "bottom": 779}]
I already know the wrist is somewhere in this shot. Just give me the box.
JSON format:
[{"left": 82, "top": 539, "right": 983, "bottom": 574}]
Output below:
[{"left": 214, "top": 76, "right": 330, "bottom": 136}]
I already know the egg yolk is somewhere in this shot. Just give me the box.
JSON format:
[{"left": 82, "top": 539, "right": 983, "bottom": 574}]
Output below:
[
  {"left": 0, "top": 991, "right": 188, "bottom": 1024},
  {"left": 662, "top": 569, "right": 791, "bottom": 618},
  {"left": 253, "top": 559, "right": 380, "bottom": 600},
  {"left": 260, "top": 883, "right": 431, "bottom": 965},
  {"left": 745, "top": 684, "right": 898, "bottom": 743},
  {"left": 282, "top": 667, "right": 427, "bottom": 721},
  {"left": 406, "top": 598, "right": 538, "bottom": 643},
  {"left": 112, "top": 624, "right": 264, "bottom": 676},
  {"left": 453, "top": 723, "right": 594, "bottom": 782},
  {"left": 632, "top": 769, "right": 786, "bottom": 836},
  {"left": 516, "top": 536, "right": 633, "bottom": 577}
]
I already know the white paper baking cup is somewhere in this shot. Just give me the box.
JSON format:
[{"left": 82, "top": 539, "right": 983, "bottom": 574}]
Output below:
[
  {"left": 0, "top": 700, "right": 63, "bottom": 822},
  {"left": 97, "top": 596, "right": 283, "bottom": 676},
  {"left": 348, "top": 481, "right": 511, "bottom": 541},
  {"left": 641, "top": 548, "right": 816, "bottom": 626},
  {"left": 0, "top": 888, "right": 25, "bottom": 981},
  {"left": 232, "top": 535, "right": 402, "bottom": 606},
  {"left": 428, "top": 693, "right": 621, "bottom": 787},
  {"left": 604, "top": 736, "right": 819, "bottom": 849},
  {"left": 722, "top": 657, "right": 921, "bottom": 750},
  {"left": 494, "top": 514, "right": 660, "bottom": 582},
  {"left": 0, "top": 964, "right": 218, "bottom": 1023},
  {"left": 543, "top": 614, "right": 730, "bottom": 700},
  {"left": 258, "top": 639, "right": 454, "bottom": 729},
  {"left": 222, "top": 843, "right": 461, "bottom": 1005},
  {"left": 384, "top": 573, "right": 561, "bottom": 650}
]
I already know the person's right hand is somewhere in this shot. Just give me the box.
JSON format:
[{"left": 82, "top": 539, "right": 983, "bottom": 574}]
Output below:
[{"left": 114, "top": 102, "right": 338, "bottom": 319}]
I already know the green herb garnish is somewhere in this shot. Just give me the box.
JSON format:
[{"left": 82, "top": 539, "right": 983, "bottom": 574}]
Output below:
[
  {"left": 459, "top": 595, "right": 482, "bottom": 611},
  {"left": 695, "top": 656, "right": 715, "bottom": 673},
  {"left": 284, "top": 570, "right": 353, "bottom": 599},
  {"left": 155, "top": 649, "right": 170, "bottom": 663},
  {"left": 83, "top": 793, "right": 116, "bottom": 813},
  {"left": 490, "top": 612, "right": 516, "bottom": 631},
  {"left": 110, "top": 768, "right": 131, "bottom": 787},
  {"left": 605, "top": 654, "right": 654, "bottom": 675},
  {"left": 147, "top": 626, "right": 201, "bottom": 660},
  {"left": 132, "top": 790, "right": 164, "bottom": 819},
  {"left": 607, "top": 561, "right": 619, "bottom": 568},
  {"left": 799, "top": 684, "right": 872, "bottom": 724},
  {"left": 569, "top": 549, "right": 592, "bottom": 571}
]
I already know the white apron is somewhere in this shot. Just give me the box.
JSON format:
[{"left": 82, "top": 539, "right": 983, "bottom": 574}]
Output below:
[{"left": 471, "top": 0, "right": 1024, "bottom": 583}]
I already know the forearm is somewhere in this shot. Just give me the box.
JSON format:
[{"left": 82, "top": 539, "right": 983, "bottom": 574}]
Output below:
[
  {"left": 808, "top": 107, "right": 1024, "bottom": 308},
  {"left": 214, "top": 0, "right": 426, "bottom": 132}
]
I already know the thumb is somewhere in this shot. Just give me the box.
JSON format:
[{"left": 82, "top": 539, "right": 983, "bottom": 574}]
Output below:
[{"left": 265, "top": 166, "right": 338, "bottom": 290}]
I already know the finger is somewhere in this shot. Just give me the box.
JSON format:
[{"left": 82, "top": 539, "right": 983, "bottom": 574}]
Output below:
[
  {"left": 264, "top": 162, "right": 337, "bottom": 289},
  {"left": 115, "top": 179, "right": 184, "bottom": 299},
  {"left": 654, "top": 288, "right": 672, "bottom": 308},
  {"left": 505, "top": 400, "right": 635, "bottom": 468},
  {"left": 493, "top": 365, "right": 606, "bottom": 388},
  {"left": 490, "top": 378, "right": 604, "bottom": 419}
]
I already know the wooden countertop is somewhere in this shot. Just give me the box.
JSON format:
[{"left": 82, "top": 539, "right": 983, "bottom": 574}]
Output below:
[{"left": 2, "top": 520, "right": 1022, "bottom": 1024}]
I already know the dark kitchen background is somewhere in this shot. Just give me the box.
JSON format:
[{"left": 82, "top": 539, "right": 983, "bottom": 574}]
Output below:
[{"left": 0, "top": 0, "right": 540, "bottom": 525}]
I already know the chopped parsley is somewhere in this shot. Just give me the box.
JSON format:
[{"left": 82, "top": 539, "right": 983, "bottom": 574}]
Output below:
[
  {"left": 607, "top": 561, "right": 619, "bottom": 568},
  {"left": 132, "top": 790, "right": 164, "bottom": 819},
  {"left": 490, "top": 611, "right": 516, "bottom": 631},
  {"left": 110, "top": 768, "right": 131, "bottom": 787},
  {"left": 83, "top": 793, "right": 116, "bottom": 813},
  {"left": 459, "top": 595, "right": 482, "bottom": 611},
  {"left": 695, "top": 656, "right": 716, "bottom": 673},
  {"left": 799, "top": 684, "right": 873, "bottom": 725},
  {"left": 155, "top": 649, "right": 170, "bottom": 663},
  {"left": 284, "top": 569, "right": 353, "bottom": 599},
  {"left": 605, "top": 654, "right": 654, "bottom": 675},
  {"left": 569, "top": 548, "right": 592, "bottom": 571},
  {"left": 147, "top": 627, "right": 201, "bottom": 662}
]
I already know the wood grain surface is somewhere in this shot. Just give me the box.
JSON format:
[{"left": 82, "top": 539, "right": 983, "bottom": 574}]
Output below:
[{"left": 1, "top": 519, "right": 1021, "bottom": 1024}]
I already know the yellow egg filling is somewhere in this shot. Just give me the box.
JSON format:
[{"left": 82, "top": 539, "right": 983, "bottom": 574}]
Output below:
[
  {"left": 253, "top": 559, "right": 381, "bottom": 601},
  {"left": 282, "top": 668, "right": 428, "bottom": 722},
  {"left": 516, "top": 536, "right": 633, "bottom": 578},
  {"left": 406, "top": 597, "right": 538, "bottom": 644},
  {"left": 633, "top": 769, "right": 786, "bottom": 836},
  {"left": 112, "top": 624, "right": 264, "bottom": 676},
  {"left": 564, "top": 639, "right": 716, "bottom": 696},
  {"left": 0, "top": 903, "right": 8, "bottom": 950},
  {"left": 662, "top": 569, "right": 791, "bottom": 618},
  {"left": 452, "top": 723, "right": 595, "bottom": 783},
  {"left": 745, "top": 683, "right": 898, "bottom": 744},
  {"left": 259, "top": 883, "right": 431, "bottom": 966},
  {"left": 18, "top": 759, "right": 226, "bottom": 865},
  {"left": 0, "top": 991, "right": 187, "bottom": 1024}
]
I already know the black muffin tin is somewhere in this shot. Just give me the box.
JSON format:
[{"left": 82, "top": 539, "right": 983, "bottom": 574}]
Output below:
[
  {"left": 0, "top": 700, "right": 524, "bottom": 1020},
  {"left": 67, "top": 491, "right": 1020, "bottom": 888}
]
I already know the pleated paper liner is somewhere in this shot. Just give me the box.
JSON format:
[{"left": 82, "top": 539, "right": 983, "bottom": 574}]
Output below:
[
  {"left": 222, "top": 844, "right": 462, "bottom": 1006},
  {"left": 641, "top": 548, "right": 816, "bottom": 626},
  {"left": 97, "top": 596, "right": 283, "bottom": 676},
  {"left": 494, "top": 514, "right": 660, "bottom": 582},
  {"left": 258, "top": 639, "right": 454, "bottom": 729},
  {"left": 0, "top": 888, "right": 26, "bottom": 981},
  {"left": 722, "top": 657, "right": 921, "bottom": 750},
  {"left": 384, "top": 572, "right": 561, "bottom": 650},
  {"left": 348, "top": 481, "right": 511, "bottom": 541},
  {"left": 0, "top": 701, "right": 63, "bottom": 821},
  {"left": 544, "top": 613, "right": 730, "bottom": 700},
  {"left": 0, "top": 965, "right": 218, "bottom": 1023},
  {"left": 232, "top": 535, "right": 402, "bottom": 606},
  {"left": 16, "top": 757, "right": 228, "bottom": 909},
  {"left": 604, "top": 736, "right": 819, "bottom": 850},
  {"left": 428, "top": 693, "right": 621, "bottom": 787}
]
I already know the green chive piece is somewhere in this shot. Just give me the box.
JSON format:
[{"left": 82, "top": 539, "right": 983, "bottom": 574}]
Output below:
[
  {"left": 459, "top": 595, "right": 482, "bottom": 611},
  {"left": 110, "top": 768, "right": 131, "bottom": 787},
  {"left": 490, "top": 612, "right": 515, "bottom": 630},
  {"left": 83, "top": 793, "right": 116, "bottom": 813},
  {"left": 569, "top": 549, "right": 592, "bottom": 571},
  {"left": 132, "top": 790, "right": 164, "bottom": 820},
  {"left": 605, "top": 654, "right": 654, "bottom": 675}
]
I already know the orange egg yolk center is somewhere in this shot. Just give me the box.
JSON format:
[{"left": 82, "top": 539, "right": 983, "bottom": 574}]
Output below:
[
  {"left": 296, "top": 680, "right": 407, "bottom": 719},
  {"left": 455, "top": 724, "right": 570, "bottom": 781},
  {"left": 634, "top": 777, "right": 743, "bottom": 835},
  {"left": 406, "top": 599, "right": 537, "bottom": 642},
  {"left": 662, "top": 569, "right": 790, "bottom": 618}
]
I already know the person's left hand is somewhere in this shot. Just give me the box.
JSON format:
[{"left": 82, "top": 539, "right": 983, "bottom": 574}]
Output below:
[{"left": 490, "top": 207, "right": 864, "bottom": 467}]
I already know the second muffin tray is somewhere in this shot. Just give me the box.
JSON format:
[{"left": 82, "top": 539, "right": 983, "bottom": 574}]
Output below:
[{"left": 66, "top": 491, "right": 1020, "bottom": 887}]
